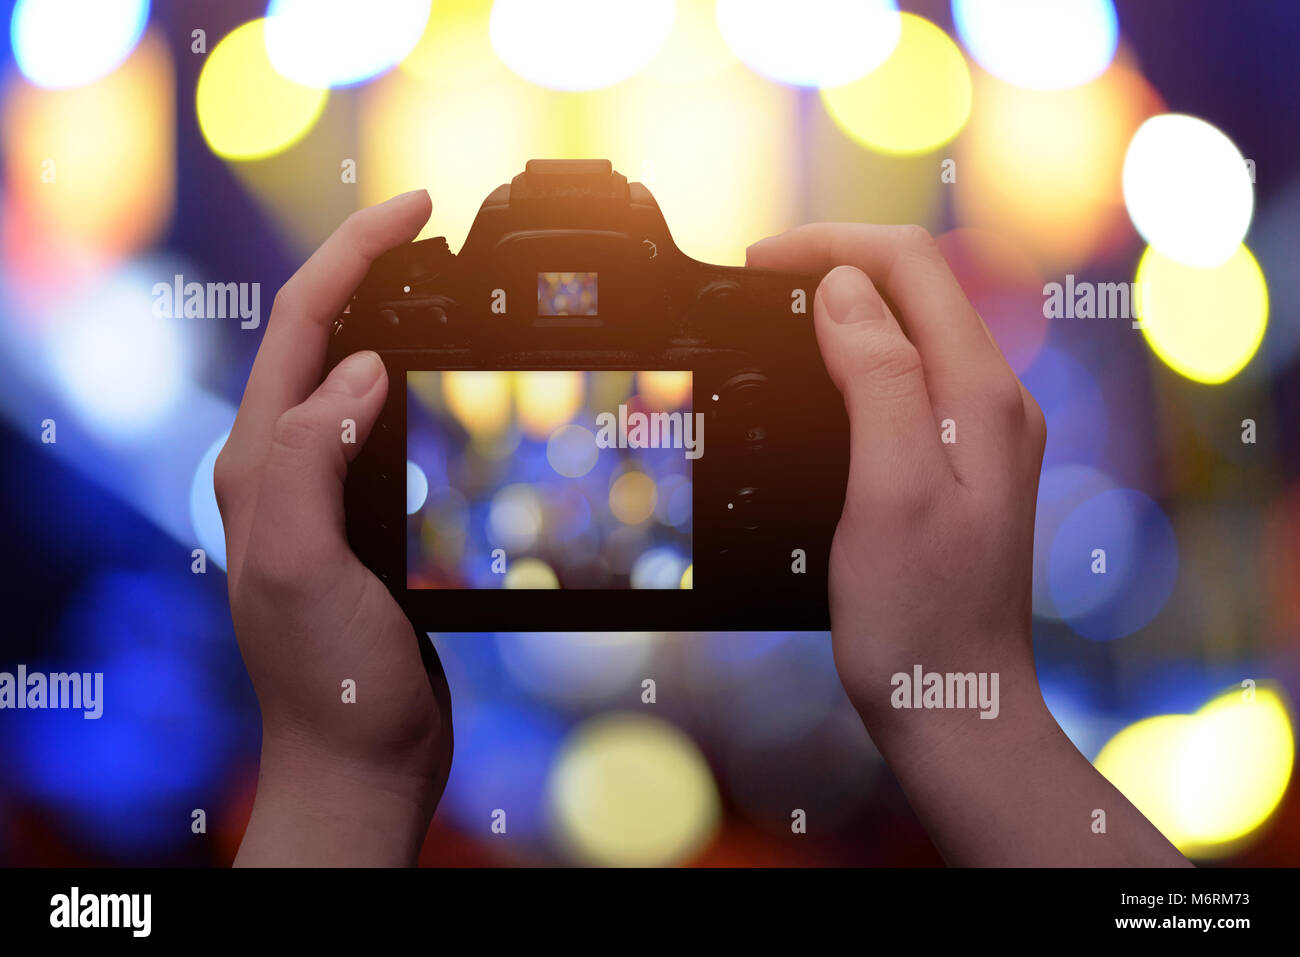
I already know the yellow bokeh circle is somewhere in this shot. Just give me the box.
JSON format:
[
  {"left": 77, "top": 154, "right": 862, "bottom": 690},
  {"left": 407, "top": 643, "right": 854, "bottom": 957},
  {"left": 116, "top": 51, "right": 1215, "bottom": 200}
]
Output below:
[
  {"left": 1094, "top": 687, "right": 1293, "bottom": 858},
  {"left": 1135, "top": 243, "right": 1269, "bottom": 384},
  {"left": 547, "top": 713, "right": 720, "bottom": 866},
  {"left": 196, "top": 19, "right": 328, "bottom": 160},
  {"left": 820, "top": 13, "right": 971, "bottom": 156}
]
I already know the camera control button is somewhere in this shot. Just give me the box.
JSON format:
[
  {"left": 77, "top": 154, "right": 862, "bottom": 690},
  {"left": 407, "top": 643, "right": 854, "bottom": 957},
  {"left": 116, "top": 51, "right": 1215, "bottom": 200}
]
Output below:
[{"left": 726, "top": 486, "right": 763, "bottom": 531}]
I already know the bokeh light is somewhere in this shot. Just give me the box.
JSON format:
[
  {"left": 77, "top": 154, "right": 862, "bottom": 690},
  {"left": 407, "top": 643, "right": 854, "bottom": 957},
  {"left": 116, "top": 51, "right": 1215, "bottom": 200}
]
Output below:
[
  {"left": 190, "top": 429, "right": 232, "bottom": 572},
  {"left": 264, "top": 0, "right": 431, "bottom": 87},
  {"left": 1123, "top": 114, "right": 1254, "bottom": 268},
  {"left": 1095, "top": 686, "right": 1294, "bottom": 857},
  {"left": 610, "top": 470, "right": 657, "bottom": 526},
  {"left": 3, "top": 30, "right": 174, "bottom": 268},
  {"left": 546, "top": 424, "right": 599, "bottom": 478},
  {"left": 821, "top": 13, "right": 972, "bottom": 156},
  {"left": 503, "top": 557, "right": 560, "bottom": 589},
  {"left": 10, "top": 0, "right": 149, "bottom": 89},
  {"left": 547, "top": 712, "right": 720, "bottom": 866},
  {"left": 515, "top": 371, "right": 585, "bottom": 439},
  {"left": 489, "top": 0, "right": 676, "bottom": 92},
  {"left": 954, "top": 57, "right": 1163, "bottom": 269},
  {"left": 951, "top": 0, "right": 1117, "bottom": 91},
  {"left": 406, "top": 459, "right": 429, "bottom": 514},
  {"left": 1047, "top": 488, "right": 1179, "bottom": 640},
  {"left": 716, "top": 0, "right": 901, "bottom": 88},
  {"left": 45, "top": 267, "right": 187, "bottom": 439},
  {"left": 1135, "top": 243, "right": 1269, "bottom": 384},
  {"left": 196, "top": 19, "right": 328, "bottom": 160}
]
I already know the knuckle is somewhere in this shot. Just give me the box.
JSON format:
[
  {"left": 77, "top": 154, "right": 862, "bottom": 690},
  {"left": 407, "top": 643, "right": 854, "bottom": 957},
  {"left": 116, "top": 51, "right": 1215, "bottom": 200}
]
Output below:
[
  {"left": 897, "top": 224, "right": 938, "bottom": 255},
  {"left": 269, "top": 406, "right": 322, "bottom": 458},
  {"left": 859, "top": 335, "right": 924, "bottom": 387},
  {"left": 212, "top": 448, "right": 243, "bottom": 513},
  {"left": 993, "top": 379, "right": 1026, "bottom": 420}
]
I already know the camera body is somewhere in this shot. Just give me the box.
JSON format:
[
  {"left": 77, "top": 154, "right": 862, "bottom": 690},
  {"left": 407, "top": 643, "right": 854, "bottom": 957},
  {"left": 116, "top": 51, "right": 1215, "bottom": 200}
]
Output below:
[{"left": 327, "top": 160, "right": 847, "bottom": 632}]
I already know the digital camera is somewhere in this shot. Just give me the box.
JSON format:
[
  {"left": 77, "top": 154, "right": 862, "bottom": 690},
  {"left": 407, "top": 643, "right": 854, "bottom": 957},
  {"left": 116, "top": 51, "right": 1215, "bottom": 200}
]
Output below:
[{"left": 327, "top": 160, "right": 848, "bottom": 632}]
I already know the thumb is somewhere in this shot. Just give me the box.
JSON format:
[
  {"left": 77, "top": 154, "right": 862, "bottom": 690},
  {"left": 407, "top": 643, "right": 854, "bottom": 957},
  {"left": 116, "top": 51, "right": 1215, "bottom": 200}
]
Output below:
[{"left": 245, "top": 351, "right": 389, "bottom": 583}]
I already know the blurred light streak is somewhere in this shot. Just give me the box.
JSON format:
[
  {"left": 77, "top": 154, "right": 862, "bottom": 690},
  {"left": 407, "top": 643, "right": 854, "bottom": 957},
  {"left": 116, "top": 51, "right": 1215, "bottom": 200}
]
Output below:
[
  {"left": 954, "top": 55, "right": 1163, "bottom": 270},
  {"left": 547, "top": 712, "right": 720, "bottom": 866},
  {"left": 496, "top": 632, "right": 658, "bottom": 708},
  {"left": 0, "top": 261, "right": 237, "bottom": 561},
  {"left": 46, "top": 269, "right": 185, "bottom": 437},
  {"left": 951, "top": 0, "right": 1117, "bottom": 91},
  {"left": 1095, "top": 686, "right": 1294, "bottom": 858},
  {"left": 2, "top": 30, "right": 174, "bottom": 272},
  {"left": 196, "top": 19, "right": 328, "bottom": 161},
  {"left": 489, "top": 0, "right": 675, "bottom": 92},
  {"left": 10, "top": 0, "right": 149, "bottom": 89},
  {"left": 265, "top": 0, "right": 431, "bottom": 87},
  {"left": 1135, "top": 243, "right": 1268, "bottom": 385},
  {"left": 1047, "top": 488, "right": 1179, "bottom": 640},
  {"left": 820, "top": 13, "right": 971, "bottom": 156},
  {"left": 1123, "top": 114, "right": 1254, "bottom": 268},
  {"left": 716, "top": 0, "right": 901, "bottom": 88}
]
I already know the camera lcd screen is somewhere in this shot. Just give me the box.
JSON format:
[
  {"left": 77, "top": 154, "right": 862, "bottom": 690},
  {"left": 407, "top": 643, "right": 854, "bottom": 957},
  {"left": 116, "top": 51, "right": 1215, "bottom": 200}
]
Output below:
[
  {"left": 537, "top": 271, "right": 598, "bottom": 315},
  {"left": 406, "top": 370, "right": 695, "bottom": 589}
]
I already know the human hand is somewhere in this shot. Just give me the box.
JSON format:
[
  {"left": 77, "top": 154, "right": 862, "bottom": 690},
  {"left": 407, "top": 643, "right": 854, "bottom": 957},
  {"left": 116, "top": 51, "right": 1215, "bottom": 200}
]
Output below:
[
  {"left": 215, "top": 191, "right": 452, "bottom": 866},
  {"left": 747, "top": 224, "right": 1187, "bottom": 866}
]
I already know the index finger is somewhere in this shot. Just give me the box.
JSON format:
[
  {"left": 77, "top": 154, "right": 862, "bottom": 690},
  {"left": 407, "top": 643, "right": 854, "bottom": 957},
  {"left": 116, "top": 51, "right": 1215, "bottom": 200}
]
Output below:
[{"left": 217, "top": 190, "right": 431, "bottom": 537}]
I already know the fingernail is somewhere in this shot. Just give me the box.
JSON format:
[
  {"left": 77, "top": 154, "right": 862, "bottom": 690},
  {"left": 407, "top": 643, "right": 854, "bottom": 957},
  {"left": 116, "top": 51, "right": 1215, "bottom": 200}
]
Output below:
[
  {"left": 333, "top": 351, "right": 384, "bottom": 396},
  {"left": 744, "top": 236, "right": 776, "bottom": 264},
  {"left": 819, "top": 265, "right": 880, "bottom": 324}
]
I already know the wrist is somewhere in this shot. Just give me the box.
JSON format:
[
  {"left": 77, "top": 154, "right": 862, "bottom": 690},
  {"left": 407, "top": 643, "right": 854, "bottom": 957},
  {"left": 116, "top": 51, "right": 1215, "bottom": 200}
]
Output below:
[
  {"left": 235, "top": 730, "right": 436, "bottom": 867},
  {"left": 853, "top": 659, "right": 1052, "bottom": 768}
]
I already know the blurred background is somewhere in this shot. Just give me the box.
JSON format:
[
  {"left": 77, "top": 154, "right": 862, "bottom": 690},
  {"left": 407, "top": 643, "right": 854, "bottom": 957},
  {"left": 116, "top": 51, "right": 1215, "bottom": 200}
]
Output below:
[{"left": 0, "top": 0, "right": 1297, "bottom": 866}]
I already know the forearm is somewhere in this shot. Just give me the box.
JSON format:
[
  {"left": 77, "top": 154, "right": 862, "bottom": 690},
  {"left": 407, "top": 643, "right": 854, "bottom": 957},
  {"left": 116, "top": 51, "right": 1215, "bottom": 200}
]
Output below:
[
  {"left": 864, "top": 684, "right": 1190, "bottom": 867},
  {"left": 234, "top": 734, "right": 433, "bottom": 867}
]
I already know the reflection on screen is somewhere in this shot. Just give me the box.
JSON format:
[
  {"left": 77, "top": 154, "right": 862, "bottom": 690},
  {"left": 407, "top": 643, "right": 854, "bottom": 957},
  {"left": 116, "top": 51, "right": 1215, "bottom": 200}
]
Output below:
[{"left": 406, "top": 370, "right": 693, "bottom": 589}]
